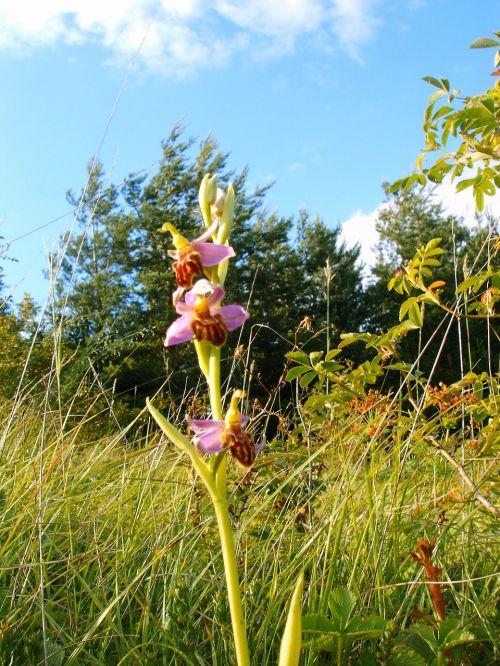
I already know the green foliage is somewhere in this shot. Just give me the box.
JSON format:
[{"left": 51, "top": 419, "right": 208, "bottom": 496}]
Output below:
[
  {"left": 390, "top": 31, "right": 500, "bottom": 211},
  {"left": 397, "top": 617, "right": 478, "bottom": 666},
  {"left": 51, "top": 126, "right": 365, "bottom": 416},
  {"left": 364, "top": 186, "right": 498, "bottom": 383},
  {"left": 302, "top": 588, "right": 387, "bottom": 662}
]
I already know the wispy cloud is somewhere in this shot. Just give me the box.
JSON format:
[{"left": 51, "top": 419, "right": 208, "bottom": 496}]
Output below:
[{"left": 0, "top": 0, "right": 381, "bottom": 74}]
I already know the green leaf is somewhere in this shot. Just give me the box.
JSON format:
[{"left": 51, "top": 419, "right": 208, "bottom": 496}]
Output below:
[
  {"left": 422, "top": 76, "right": 445, "bottom": 89},
  {"left": 278, "top": 572, "right": 304, "bottom": 666},
  {"left": 300, "top": 371, "right": 317, "bottom": 388},
  {"left": 404, "top": 628, "right": 437, "bottom": 661},
  {"left": 437, "top": 617, "right": 475, "bottom": 650},
  {"left": 455, "top": 177, "right": 476, "bottom": 192},
  {"left": 309, "top": 351, "right": 324, "bottom": 365},
  {"left": 408, "top": 301, "right": 423, "bottom": 327},
  {"left": 302, "top": 615, "right": 338, "bottom": 635},
  {"left": 322, "top": 361, "right": 342, "bottom": 373},
  {"left": 146, "top": 399, "right": 212, "bottom": 489},
  {"left": 285, "top": 351, "right": 310, "bottom": 364},
  {"left": 469, "top": 37, "right": 500, "bottom": 49},
  {"left": 456, "top": 272, "right": 491, "bottom": 294},
  {"left": 328, "top": 588, "right": 357, "bottom": 630},
  {"left": 432, "top": 105, "right": 453, "bottom": 121},
  {"left": 389, "top": 650, "right": 427, "bottom": 666},
  {"left": 399, "top": 297, "right": 418, "bottom": 323},
  {"left": 346, "top": 615, "right": 387, "bottom": 638},
  {"left": 428, "top": 89, "right": 447, "bottom": 104},
  {"left": 475, "top": 188, "right": 485, "bottom": 211},
  {"left": 285, "top": 366, "right": 312, "bottom": 381},
  {"left": 424, "top": 238, "right": 443, "bottom": 251}
]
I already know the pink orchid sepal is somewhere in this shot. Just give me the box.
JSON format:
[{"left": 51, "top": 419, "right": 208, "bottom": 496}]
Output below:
[
  {"left": 190, "top": 390, "right": 263, "bottom": 468},
  {"left": 165, "top": 279, "right": 249, "bottom": 348}
]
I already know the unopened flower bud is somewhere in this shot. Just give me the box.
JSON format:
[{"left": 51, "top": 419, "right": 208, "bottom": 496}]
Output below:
[
  {"left": 198, "top": 174, "right": 218, "bottom": 228},
  {"left": 211, "top": 188, "right": 226, "bottom": 218},
  {"left": 217, "top": 183, "right": 235, "bottom": 245}
]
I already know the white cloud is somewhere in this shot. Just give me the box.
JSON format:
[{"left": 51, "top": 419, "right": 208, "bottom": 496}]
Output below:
[
  {"left": 340, "top": 206, "right": 381, "bottom": 273},
  {"left": 428, "top": 178, "right": 500, "bottom": 226},
  {"left": 340, "top": 178, "right": 500, "bottom": 276},
  {"left": 0, "top": 0, "right": 381, "bottom": 74},
  {"left": 329, "top": 0, "right": 380, "bottom": 60}
]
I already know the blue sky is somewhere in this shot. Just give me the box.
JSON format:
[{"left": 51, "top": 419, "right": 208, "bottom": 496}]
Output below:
[{"left": 0, "top": 0, "right": 498, "bottom": 303}]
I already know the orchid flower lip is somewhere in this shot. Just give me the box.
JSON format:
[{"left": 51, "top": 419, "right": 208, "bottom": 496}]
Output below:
[
  {"left": 164, "top": 280, "right": 248, "bottom": 347},
  {"left": 188, "top": 396, "right": 263, "bottom": 467}
]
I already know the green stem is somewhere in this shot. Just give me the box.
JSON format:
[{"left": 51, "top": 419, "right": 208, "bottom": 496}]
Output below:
[
  {"left": 204, "top": 343, "right": 248, "bottom": 663},
  {"left": 194, "top": 340, "right": 210, "bottom": 378},
  {"left": 208, "top": 347, "right": 223, "bottom": 419},
  {"left": 336, "top": 637, "right": 344, "bottom": 666},
  {"left": 211, "top": 492, "right": 250, "bottom": 666}
]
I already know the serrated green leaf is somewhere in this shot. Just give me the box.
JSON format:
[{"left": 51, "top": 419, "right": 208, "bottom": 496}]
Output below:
[
  {"left": 424, "top": 238, "right": 443, "bottom": 251},
  {"left": 408, "top": 301, "right": 423, "bottom": 327},
  {"left": 425, "top": 248, "right": 445, "bottom": 257},
  {"left": 456, "top": 273, "right": 490, "bottom": 294},
  {"left": 346, "top": 615, "right": 387, "bottom": 637},
  {"left": 302, "top": 615, "right": 338, "bottom": 635},
  {"left": 422, "top": 258, "right": 441, "bottom": 267},
  {"left": 322, "top": 361, "right": 342, "bottom": 373},
  {"left": 309, "top": 351, "right": 324, "bottom": 365},
  {"left": 389, "top": 650, "right": 427, "bottom": 666},
  {"left": 404, "top": 629, "right": 437, "bottom": 661},
  {"left": 285, "top": 366, "right": 312, "bottom": 381},
  {"left": 285, "top": 351, "right": 310, "bottom": 364},
  {"left": 328, "top": 588, "right": 357, "bottom": 630}
]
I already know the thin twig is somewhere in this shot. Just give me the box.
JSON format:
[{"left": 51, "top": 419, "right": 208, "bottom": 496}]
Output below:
[{"left": 429, "top": 436, "right": 499, "bottom": 517}]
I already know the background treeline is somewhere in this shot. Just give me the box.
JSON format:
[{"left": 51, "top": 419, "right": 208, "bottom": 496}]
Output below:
[{"left": 0, "top": 126, "right": 496, "bottom": 423}]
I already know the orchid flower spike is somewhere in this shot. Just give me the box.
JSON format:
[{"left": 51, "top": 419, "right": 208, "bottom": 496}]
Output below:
[
  {"left": 165, "top": 279, "right": 249, "bottom": 348},
  {"left": 161, "top": 222, "right": 235, "bottom": 289},
  {"left": 190, "top": 390, "right": 263, "bottom": 468}
]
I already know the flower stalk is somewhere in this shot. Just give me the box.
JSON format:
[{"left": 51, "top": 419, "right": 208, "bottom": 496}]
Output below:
[{"left": 148, "top": 174, "right": 256, "bottom": 665}]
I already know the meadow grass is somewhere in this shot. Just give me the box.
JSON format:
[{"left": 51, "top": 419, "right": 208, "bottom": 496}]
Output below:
[{"left": 0, "top": 336, "right": 497, "bottom": 665}]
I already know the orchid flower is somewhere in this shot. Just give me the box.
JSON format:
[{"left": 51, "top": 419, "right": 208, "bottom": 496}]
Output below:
[
  {"left": 165, "top": 279, "right": 249, "bottom": 348},
  {"left": 162, "top": 221, "right": 235, "bottom": 288},
  {"left": 190, "top": 390, "right": 262, "bottom": 468}
]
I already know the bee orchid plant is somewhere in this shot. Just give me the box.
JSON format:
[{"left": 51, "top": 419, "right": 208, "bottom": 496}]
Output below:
[{"left": 147, "top": 174, "right": 302, "bottom": 666}]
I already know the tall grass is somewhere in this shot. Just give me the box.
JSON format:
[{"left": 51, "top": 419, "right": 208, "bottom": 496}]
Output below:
[
  {"left": 0, "top": 325, "right": 497, "bottom": 664},
  {"left": 0, "top": 222, "right": 498, "bottom": 664}
]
